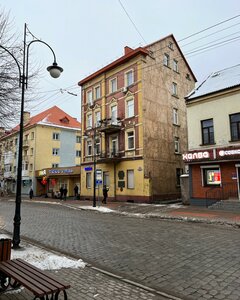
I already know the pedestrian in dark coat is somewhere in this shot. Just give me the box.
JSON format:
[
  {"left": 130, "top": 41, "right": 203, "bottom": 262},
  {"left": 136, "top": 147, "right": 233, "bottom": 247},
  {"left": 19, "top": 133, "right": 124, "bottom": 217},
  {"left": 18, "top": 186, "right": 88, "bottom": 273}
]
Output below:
[
  {"left": 74, "top": 185, "right": 79, "bottom": 197},
  {"left": 102, "top": 185, "right": 109, "bottom": 204},
  {"left": 63, "top": 187, "right": 68, "bottom": 201},
  {"left": 29, "top": 187, "right": 33, "bottom": 199}
]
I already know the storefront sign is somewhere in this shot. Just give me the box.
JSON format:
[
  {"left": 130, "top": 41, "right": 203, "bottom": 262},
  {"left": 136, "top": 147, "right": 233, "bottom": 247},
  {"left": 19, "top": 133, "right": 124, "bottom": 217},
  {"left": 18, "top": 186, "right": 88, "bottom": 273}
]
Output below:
[
  {"left": 182, "top": 151, "right": 210, "bottom": 162},
  {"left": 218, "top": 149, "right": 240, "bottom": 157},
  {"left": 49, "top": 169, "right": 73, "bottom": 175},
  {"left": 39, "top": 170, "right": 46, "bottom": 176},
  {"left": 84, "top": 166, "right": 92, "bottom": 171}
]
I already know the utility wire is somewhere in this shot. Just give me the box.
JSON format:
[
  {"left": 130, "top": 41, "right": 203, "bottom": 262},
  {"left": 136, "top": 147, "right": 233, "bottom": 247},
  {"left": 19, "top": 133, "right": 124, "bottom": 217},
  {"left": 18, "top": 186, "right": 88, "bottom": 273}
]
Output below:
[
  {"left": 178, "top": 14, "right": 240, "bottom": 42},
  {"left": 118, "top": 0, "right": 147, "bottom": 44}
]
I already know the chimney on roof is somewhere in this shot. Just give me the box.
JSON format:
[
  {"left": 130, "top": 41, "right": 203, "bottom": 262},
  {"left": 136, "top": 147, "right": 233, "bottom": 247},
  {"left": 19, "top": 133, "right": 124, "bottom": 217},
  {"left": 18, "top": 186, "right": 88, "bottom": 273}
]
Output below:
[
  {"left": 23, "top": 111, "right": 30, "bottom": 126},
  {"left": 124, "top": 46, "right": 134, "bottom": 55}
]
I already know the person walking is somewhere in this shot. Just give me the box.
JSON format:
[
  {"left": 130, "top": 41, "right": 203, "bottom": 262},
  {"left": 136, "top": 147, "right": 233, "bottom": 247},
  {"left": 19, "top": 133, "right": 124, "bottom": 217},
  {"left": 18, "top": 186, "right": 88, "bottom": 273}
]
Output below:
[
  {"left": 102, "top": 185, "right": 109, "bottom": 204},
  {"left": 29, "top": 187, "right": 33, "bottom": 199},
  {"left": 63, "top": 187, "right": 68, "bottom": 201},
  {"left": 74, "top": 185, "right": 79, "bottom": 198}
]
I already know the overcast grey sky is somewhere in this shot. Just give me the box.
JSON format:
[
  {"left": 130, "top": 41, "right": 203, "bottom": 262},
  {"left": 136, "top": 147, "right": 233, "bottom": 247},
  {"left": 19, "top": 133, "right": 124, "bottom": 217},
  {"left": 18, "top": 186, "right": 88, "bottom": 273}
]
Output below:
[{"left": 1, "top": 0, "right": 240, "bottom": 122}]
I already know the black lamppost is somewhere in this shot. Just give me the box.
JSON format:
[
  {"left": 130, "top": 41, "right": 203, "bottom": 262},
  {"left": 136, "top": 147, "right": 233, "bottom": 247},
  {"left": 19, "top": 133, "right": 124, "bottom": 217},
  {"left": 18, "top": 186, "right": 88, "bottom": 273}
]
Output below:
[{"left": 0, "top": 23, "right": 63, "bottom": 248}]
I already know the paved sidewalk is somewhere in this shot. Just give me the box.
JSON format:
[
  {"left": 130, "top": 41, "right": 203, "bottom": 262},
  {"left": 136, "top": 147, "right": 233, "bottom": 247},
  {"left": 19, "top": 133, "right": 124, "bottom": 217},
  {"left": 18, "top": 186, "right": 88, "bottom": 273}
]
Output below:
[{"left": 21, "top": 196, "right": 240, "bottom": 227}]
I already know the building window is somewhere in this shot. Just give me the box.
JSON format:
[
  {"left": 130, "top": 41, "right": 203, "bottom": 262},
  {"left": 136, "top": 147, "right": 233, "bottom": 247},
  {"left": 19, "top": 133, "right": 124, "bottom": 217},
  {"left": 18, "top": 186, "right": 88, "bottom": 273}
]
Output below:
[
  {"left": 30, "top": 148, "right": 34, "bottom": 155},
  {"left": 15, "top": 138, "right": 18, "bottom": 145},
  {"left": 125, "top": 70, "right": 134, "bottom": 87},
  {"left": 86, "top": 172, "right": 92, "bottom": 188},
  {"left": 230, "top": 113, "right": 240, "bottom": 141},
  {"left": 95, "top": 138, "right": 100, "bottom": 155},
  {"left": 52, "top": 148, "right": 59, "bottom": 156},
  {"left": 163, "top": 53, "right": 170, "bottom": 67},
  {"left": 87, "top": 113, "right": 92, "bottom": 129},
  {"left": 87, "top": 90, "right": 93, "bottom": 105},
  {"left": 127, "top": 170, "right": 134, "bottom": 189},
  {"left": 52, "top": 163, "right": 59, "bottom": 168},
  {"left": 173, "top": 59, "right": 178, "bottom": 72},
  {"left": 202, "top": 167, "right": 221, "bottom": 186},
  {"left": 174, "top": 137, "right": 180, "bottom": 153},
  {"left": 127, "top": 131, "right": 134, "bottom": 150},
  {"left": 95, "top": 86, "right": 101, "bottom": 99},
  {"left": 31, "top": 132, "right": 34, "bottom": 140},
  {"left": 76, "top": 150, "right": 81, "bottom": 157},
  {"left": 110, "top": 78, "right": 117, "bottom": 93},
  {"left": 95, "top": 111, "right": 101, "bottom": 127},
  {"left": 53, "top": 132, "right": 60, "bottom": 140},
  {"left": 173, "top": 108, "right": 178, "bottom": 125},
  {"left": 76, "top": 135, "right": 81, "bottom": 143},
  {"left": 168, "top": 42, "right": 174, "bottom": 50},
  {"left": 176, "top": 168, "right": 183, "bottom": 186},
  {"left": 172, "top": 82, "right": 178, "bottom": 96},
  {"left": 30, "top": 164, "right": 33, "bottom": 171},
  {"left": 201, "top": 119, "right": 214, "bottom": 145},
  {"left": 111, "top": 105, "right": 117, "bottom": 124},
  {"left": 87, "top": 140, "right": 92, "bottom": 156},
  {"left": 126, "top": 99, "right": 134, "bottom": 118}
]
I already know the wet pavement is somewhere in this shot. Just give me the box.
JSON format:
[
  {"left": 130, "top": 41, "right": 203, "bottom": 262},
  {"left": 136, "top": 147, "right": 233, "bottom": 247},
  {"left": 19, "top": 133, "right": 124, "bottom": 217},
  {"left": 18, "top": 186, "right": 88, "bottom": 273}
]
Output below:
[{"left": 0, "top": 196, "right": 240, "bottom": 300}]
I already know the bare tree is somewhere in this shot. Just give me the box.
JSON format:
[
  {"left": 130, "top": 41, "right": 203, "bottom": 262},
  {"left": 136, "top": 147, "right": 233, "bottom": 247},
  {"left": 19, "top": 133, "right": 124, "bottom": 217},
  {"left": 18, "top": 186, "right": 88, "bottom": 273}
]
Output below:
[{"left": 0, "top": 9, "right": 23, "bottom": 128}]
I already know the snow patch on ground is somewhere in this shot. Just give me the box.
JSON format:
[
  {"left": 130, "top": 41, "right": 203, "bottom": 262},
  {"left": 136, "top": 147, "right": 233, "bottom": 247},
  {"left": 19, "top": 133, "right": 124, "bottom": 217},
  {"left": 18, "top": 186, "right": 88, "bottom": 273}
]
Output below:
[{"left": 0, "top": 234, "right": 85, "bottom": 270}]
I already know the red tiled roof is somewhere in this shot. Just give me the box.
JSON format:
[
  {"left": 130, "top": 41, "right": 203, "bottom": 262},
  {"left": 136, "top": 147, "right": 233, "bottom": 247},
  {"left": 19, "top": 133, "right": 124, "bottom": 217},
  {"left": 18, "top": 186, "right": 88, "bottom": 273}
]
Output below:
[
  {"left": 78, "top": 47, "right": 149, "bottom": 86},
  {"left": 78, "top": 34, "right": 197, "bottom": 86},
  {"left": 13, "top": 106, "right": 81, "bottom": 131}
]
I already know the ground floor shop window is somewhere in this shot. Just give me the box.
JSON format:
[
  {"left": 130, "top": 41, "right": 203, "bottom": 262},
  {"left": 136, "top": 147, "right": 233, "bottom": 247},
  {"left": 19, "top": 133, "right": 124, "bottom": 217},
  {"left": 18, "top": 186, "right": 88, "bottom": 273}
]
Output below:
[
  {"left": 86, "top": 172, "right": 92, "bottom": 188},
  {"left": 201, "top": 166, "right": 221, "bottom": 186},
  {"left": 127, "top": 169, "right": 134, "bottom": 189}
]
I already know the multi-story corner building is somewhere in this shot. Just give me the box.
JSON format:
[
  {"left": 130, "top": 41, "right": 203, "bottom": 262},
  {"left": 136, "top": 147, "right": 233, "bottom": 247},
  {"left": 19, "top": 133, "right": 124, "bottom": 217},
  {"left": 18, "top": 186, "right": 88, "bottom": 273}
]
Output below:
[
  {"left": 78, "top": 34, "right": 196, "bottom": 203},
  {"left": 0, "top": 106, "right": 81, "bottom": 197},
  {"left": 183, "top": 64, "right": 240, "bottom": 206}
]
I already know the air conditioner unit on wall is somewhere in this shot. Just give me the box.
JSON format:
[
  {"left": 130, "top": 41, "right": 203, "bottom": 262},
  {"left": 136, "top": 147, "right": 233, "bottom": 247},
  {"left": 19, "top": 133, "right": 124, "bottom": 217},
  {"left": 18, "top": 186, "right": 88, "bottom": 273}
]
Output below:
[{"left": 122, "top": 87, "right": 128, "bottom": 93}]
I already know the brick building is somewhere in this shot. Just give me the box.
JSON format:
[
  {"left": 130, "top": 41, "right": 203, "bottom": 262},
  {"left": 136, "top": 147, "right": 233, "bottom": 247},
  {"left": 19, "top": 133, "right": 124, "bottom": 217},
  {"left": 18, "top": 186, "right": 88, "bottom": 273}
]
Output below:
[
  {"left": 183, "top": 64, "right": 240, "bottom": 206},
  {"left": 78, "top": 34, "right": 196, "bottom": 202}
]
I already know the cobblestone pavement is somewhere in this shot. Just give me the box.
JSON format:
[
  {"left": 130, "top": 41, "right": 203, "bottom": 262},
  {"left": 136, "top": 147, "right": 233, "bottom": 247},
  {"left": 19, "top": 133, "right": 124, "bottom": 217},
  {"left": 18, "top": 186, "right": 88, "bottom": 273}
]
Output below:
[{"left": 1, "top": 199, "right": 240, "bottom": 300}]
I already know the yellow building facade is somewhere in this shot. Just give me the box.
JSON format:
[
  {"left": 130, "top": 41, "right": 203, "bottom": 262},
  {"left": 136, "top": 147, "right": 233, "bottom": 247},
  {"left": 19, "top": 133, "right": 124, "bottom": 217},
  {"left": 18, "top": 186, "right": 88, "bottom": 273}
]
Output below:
[
  {"left": 79, "top": 35, "right": 196, "bottom": 203},
  {"left": 0, "top": 106, "right": 81, "bottom": 197}
]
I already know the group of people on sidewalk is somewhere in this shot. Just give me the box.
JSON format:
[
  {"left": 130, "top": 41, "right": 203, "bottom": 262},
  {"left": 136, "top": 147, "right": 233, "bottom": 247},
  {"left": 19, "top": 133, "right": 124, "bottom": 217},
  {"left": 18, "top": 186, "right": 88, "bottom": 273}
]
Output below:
[{"left": 29, "top": 184, "right": 109, "bottom": 203}]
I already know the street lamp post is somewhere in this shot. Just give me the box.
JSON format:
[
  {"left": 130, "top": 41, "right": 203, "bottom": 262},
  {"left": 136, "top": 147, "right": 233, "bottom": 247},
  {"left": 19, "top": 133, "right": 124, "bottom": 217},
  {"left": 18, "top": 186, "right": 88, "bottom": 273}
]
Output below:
[{"left": 0, "top": 23, "right": 63, "bottom": 249}]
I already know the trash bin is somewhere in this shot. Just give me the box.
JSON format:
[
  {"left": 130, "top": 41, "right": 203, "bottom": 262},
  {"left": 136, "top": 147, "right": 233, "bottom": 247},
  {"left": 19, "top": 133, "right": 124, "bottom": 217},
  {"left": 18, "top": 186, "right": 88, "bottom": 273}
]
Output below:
[{"left": 0, "top": 239, "right": 12, "bottom": 262}]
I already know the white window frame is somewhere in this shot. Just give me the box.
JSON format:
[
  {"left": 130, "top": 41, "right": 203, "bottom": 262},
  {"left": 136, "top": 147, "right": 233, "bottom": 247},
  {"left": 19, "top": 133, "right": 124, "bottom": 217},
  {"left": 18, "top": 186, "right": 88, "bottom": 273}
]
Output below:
[
  {"left": 52, "top": 148, "right": 59, "bottom": 156},
  {"left": 86, "top": 172, "right": 92, "bottom": 188},
  {"left": 53, "top": 132, "right": 60, "bottom": 140},
  {"left": 173, "top": 108, "right": 178, "bottom": 125},
  {"left": 174, "top": 137, "right": 180, "bottom": 153},
  {"left": 76, "top": 150, "right": 81, "bottom": 157},
  {"left": 110, "top": 77, "right": 117, "bottom": 93},
  {"left": 86, "top": 140, "right": 92, "bottom": 156},
  {"left": 87, "top": 113, "right": 92, "bottom": 129},
  {"left": 127, "top": 131, "right": 135, "bottom": 150},
  {"left": 172, "top": 82, "right": 178, "bottom": 96},
  {"left": 111, "top": 105, "right": 118, "bottom": 125},
  {"left": 94, "top": 85, "right": 101, "bottom": 99},
  {"left": 76, "top": 135, "right": 81, "bottom": 143},
  {"left": 173, "top": 59, "right": 178, "bottom": 72},
  {"left": 163, "top": 53, "right": 170, "bottom": 67},
  {"left": 52, "top": 163, "right": 59, "bottom": 168},
  {"left": 127, "top": 169, "right": 134, "bottom": 189},
  {"left": 87, "top": 90, "right": 93, "bottom": 105},
  {"left": 95, "top": 111, "right": 101, "bottom": 127},
  {"left": 126, "top": 98, "right": 134, "bottom": 118},
  {"left": 125, "top": 70, "right": 134, "bottom": 87}
]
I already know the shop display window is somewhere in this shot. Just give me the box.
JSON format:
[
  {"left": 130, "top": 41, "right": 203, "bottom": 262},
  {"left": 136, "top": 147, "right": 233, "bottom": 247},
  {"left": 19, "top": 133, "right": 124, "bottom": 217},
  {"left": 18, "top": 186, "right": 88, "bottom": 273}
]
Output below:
[{"left": 203, "top": 168, "right": 221, "bottom": 186}]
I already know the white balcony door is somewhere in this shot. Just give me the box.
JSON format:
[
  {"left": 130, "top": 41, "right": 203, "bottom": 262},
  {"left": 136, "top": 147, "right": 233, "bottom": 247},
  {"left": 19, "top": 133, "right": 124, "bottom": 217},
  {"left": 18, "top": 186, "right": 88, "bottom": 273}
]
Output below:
[
  {"left": 110, "top": 136, "right": 118, "bottom": 157},
  {"left": 111, "top": 105, "right": 117, "bottom": 125}
]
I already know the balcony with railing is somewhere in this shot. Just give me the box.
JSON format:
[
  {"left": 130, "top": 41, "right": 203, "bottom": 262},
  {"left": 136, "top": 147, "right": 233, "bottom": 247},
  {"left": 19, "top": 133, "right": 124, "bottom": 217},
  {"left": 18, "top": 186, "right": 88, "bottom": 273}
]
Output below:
[
  {"left": 97, "top": 118, "right": 122, "bottom": 134},
  {"left": 97, "top": 149, "right": 123, "bottom": 163},
  {"left": 23, "top": 140, "right": 29, "bottom": 148}
]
